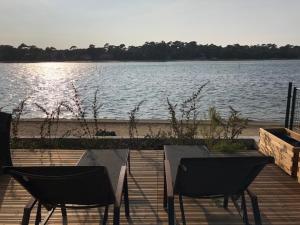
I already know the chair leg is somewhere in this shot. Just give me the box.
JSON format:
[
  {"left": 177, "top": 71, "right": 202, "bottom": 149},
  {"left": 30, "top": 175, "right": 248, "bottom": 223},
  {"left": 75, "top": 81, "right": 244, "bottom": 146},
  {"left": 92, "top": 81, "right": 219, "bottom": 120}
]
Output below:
[
  {"left": 39, "top": 208, "right": 55, "bottom": 225},
  {"left": 102, "top": 205, "right": 109, "bottom": 225},
  {"left": 61, "top": 206, "right": 68, "bottom": 225},
  {"left": 168, "top": 196, "right": 175, "bottom": 225},
  {"left": 241, "top": 193, "right": 250, "bottom": 225},
  {"left": 128, "top": 151, "right": 131, "bottom": 174},
  {"left": 163, "top": 170, "right": 167, "bottom": 210},
  {"left": 247, "top": 189, "right": 262, "bottom": 225},
  {"left": 22, "top": 198, "right": 37, "bottom": 225},
  {"left": 22, "top": 208, "right": 32, "bottom": 225},
  {"left": 35, "top": 202, "right": 42, "bottom": 225},
  {"left": 223, "top": 195, "right": 229, "bottom": 209},
  {"left": 124, "top": 171, "right": 130, "bottom": 218},
  {"left": 179, "top": 195, "right": 186, "bottom": 225},
  {"left": 163, "top": 153, "right": 167, "bottom": 210},
  {"left": 113, "top": 207, "right": 120, "bottom": 225},
  {"left": 231, "top": 194, "right": 250, "bottom": 225}
]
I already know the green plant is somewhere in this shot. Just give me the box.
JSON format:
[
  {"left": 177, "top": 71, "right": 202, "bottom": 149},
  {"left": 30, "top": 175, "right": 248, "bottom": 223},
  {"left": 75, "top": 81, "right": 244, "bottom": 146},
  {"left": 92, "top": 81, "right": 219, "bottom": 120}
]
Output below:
[
  {"left": 128, "top": 100, "right": 144, "bottom": 139},
  {"left": 35, "top": 102, "right": 64, "bottom": 139},
  {"left": 91, "top": 87, "right": 103, "bottom": 135},
  {"left": 167, "top": 82, "right": 209, "bottom": 141},
  {"left": 200, "top": 106, "right": 223, "bottom": 148},
  {"left": 61, "top": 84, "right": 105, "bottom": 139},
  {"left": 11, "top": 98, "right": 28, "bottom": 140},
  {"left": 221, "top": 106, "right": 248, "bottom": 140},
  {"left": 144, "top": 125, "right": 169, "bottom": 139},
  {"left": 201, "top": 106, "right": 249, "bottom": 152},
  {"left": 212, "top": 140, "right": 247, "bottom": 153},
  {"left": 143, "top": 125, "right": 170, "bottom": 148},
  {"left": 62, "top": 83, "right": 92, "bottom": 138}
]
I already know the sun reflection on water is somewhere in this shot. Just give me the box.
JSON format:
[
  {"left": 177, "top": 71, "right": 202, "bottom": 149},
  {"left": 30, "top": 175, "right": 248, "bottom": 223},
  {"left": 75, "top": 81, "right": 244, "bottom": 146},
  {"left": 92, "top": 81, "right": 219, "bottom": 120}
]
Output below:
[
  {"left": 32, "top": 62, "right": 69, "bottom": 80},
  {"left": 21, "top": 63, "right": 79, "bottom": 118}
]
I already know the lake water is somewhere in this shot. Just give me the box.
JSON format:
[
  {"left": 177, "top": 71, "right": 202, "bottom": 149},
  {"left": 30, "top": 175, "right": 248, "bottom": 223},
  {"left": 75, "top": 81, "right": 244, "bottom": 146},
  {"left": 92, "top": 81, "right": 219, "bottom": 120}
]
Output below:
[{"left": 0, "top": 60, "right": 300, "bottom": 121}]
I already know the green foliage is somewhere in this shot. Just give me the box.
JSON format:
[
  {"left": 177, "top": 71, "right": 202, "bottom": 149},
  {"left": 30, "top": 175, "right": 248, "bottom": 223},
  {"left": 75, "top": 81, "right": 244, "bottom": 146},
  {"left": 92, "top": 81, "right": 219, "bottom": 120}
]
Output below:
[
  {"left": 211, "top": 141, "right": 247, "bottom": 153},
  {"left": 11, "top": 137, "right": 255, "bottom": 151}
]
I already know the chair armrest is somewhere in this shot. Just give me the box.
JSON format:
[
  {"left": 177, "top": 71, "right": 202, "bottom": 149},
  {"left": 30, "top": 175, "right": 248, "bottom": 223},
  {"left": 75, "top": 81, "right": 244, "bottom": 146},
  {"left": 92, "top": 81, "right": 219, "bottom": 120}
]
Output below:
[
  {"left": 115, "top": 165, "right": 127, "bottom": 208},
  {"left": 164, "top": 160, "right": 174, "bottom": 198}
]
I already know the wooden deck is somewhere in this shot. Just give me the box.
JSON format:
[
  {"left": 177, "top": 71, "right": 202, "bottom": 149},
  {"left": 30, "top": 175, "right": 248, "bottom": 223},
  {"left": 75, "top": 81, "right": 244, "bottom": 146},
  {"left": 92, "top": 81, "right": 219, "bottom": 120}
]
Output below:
[{"left": 1, "top": 149, "right": 300, "bottom": 224}]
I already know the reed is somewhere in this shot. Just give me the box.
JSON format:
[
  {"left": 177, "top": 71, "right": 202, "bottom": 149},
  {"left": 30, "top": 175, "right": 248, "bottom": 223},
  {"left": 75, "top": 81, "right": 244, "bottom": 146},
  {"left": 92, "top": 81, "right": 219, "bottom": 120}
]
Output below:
[
  {"left": 61, "top": 83, "right": 92, "bottom": 138},
  {"left": 167, "top": 82, "right": 209, "bottom": 141},
  {"left": 201, "top": 106, "right": 248, "bottom": 151},
  {"left": 11, "top": 98, "right": 28, "bottom": 140},
  {"left": 35, "top": 101, "right": 65, "bottom": 139},
  {"left": 128, "top": 100, "right": 144, "bottom": 139},
  {"left": 91, "top": 87, "right": 103, "bottom": 135}
]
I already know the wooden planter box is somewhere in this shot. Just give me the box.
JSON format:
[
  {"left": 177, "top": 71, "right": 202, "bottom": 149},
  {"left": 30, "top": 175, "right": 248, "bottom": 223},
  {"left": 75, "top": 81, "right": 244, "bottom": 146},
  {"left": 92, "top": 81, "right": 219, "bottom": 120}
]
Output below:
[{"left": 259, "top": 128, "right": 300, "bottom": 178}]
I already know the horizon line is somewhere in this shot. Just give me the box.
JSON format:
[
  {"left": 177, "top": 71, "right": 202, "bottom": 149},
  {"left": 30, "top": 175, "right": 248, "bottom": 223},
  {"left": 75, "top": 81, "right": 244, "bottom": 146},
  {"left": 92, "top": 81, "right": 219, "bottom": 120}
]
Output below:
[{"left": 1, "top": 41, "right": 299, "bottom": 50}]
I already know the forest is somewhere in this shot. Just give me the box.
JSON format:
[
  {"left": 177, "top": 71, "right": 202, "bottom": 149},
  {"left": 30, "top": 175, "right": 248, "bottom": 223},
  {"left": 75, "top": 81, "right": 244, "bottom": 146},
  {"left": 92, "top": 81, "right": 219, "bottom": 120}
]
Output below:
[{"left": 0, "top": 41, "right": 300, "bottom": 61}]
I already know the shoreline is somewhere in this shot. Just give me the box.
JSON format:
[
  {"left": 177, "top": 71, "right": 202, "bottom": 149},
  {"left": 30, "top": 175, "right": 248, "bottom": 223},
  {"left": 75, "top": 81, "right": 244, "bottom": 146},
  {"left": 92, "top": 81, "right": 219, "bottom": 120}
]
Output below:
[
  {"left": 18, "top": 118, "right": 283, "bottom": 125},
  {"left": 1, "top": 59, "right": 300, "bottom": 63},
  {"left": 15, "top": 118, "right": 283, "bottom": 138}
]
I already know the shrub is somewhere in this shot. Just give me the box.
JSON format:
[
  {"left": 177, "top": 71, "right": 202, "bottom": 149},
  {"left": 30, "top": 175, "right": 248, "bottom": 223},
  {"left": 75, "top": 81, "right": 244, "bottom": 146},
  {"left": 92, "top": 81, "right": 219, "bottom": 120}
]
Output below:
[{"left": 211, "top": 140, "right": 247, "bottom": 153}]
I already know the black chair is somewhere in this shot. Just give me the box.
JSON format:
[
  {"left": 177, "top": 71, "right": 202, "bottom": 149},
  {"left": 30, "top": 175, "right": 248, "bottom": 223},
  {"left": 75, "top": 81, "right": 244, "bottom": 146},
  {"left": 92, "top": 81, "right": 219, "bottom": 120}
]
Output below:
[
  {"left": 4, "top": 165, "right": 129, "bottom": 225},
  {"left": 0, "top": 112, "right": 13, "bottom": 172},
  {"left": 164, "top": 155, "right": 274, "bottom": 225}
]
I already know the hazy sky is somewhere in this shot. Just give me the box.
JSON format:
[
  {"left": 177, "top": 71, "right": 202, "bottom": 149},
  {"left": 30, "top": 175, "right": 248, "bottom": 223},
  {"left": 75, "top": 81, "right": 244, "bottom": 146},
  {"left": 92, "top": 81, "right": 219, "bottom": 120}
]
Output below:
[{"left": 1, "top": 0, "right": 300, "bottom": 49}]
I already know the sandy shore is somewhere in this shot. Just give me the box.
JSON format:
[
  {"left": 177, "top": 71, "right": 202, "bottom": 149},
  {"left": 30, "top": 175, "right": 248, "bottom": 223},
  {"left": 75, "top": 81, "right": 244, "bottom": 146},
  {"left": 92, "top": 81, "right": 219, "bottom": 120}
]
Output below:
[{"left": 14, "top": 119, "right": 283, "bottom": 138}]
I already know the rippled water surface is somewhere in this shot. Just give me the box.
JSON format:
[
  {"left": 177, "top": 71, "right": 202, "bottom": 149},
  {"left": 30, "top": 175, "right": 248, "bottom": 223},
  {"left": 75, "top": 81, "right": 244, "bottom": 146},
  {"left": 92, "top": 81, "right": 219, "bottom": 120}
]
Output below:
[{"left": 0, "top": 60, "right": 300, "bottom": 121}]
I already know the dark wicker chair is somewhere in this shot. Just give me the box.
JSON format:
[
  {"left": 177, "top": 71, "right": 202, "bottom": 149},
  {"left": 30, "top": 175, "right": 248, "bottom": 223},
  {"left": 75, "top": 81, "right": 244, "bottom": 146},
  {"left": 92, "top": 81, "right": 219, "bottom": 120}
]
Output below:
[
  {"left": 4, "top": 165, "right": 129, "bottom": 225},
  {"left": 164, "top": 155, "right": 274, "bottom": 225},
  {"left": 0, "top": 112, "right": 12, "bottom": 170}
]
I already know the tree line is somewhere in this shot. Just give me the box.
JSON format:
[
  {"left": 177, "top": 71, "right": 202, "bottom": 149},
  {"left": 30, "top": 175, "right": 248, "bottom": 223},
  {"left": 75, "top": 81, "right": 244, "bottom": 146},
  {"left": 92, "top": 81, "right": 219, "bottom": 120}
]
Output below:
[{"left": 0, "top": 41, "right": 300, "bottom": 62}]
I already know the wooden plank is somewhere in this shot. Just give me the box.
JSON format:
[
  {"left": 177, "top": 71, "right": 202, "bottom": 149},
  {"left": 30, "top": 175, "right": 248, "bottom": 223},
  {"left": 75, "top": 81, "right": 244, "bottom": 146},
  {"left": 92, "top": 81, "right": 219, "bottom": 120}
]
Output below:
[{"left": 1, "top": 149, "right": 300, "bottom": 224}]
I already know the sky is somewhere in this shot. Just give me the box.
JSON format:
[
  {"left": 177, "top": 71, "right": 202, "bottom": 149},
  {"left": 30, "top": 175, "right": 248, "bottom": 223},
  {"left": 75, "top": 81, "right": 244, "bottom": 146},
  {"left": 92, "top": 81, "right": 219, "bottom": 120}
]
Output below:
[{"left": 1, "top": 0, "right": 300, "bottom": 49}]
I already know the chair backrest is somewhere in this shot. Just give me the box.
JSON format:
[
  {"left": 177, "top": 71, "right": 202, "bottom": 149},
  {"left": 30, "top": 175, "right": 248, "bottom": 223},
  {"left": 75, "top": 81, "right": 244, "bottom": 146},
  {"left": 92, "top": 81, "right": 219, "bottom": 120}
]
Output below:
[
  {"left": 4, "top": 166, "right": 116, "bottom": 206},
  {"left": 0, "top": 112, "right": 12, "bottom": 169},
  {"left": 174, "top": 156, "right": 274, "bottom": 197}
]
